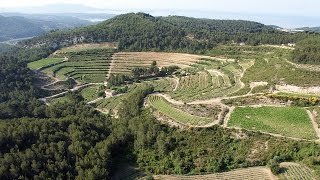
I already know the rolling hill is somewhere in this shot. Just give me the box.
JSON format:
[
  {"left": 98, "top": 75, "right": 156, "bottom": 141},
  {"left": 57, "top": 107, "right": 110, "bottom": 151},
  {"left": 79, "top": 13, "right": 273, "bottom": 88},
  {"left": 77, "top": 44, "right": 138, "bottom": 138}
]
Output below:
[
  {"left": 296, "top": 26, "right": 320, "bottom": 32},
  {"left": 0, "top": 15, "right": 45, "bottom": 42},
  {"left": 1, "top": 12, "right": 320, "bottom": 179},
  {"left": 19, "top": 13, "right": 313, "bottom": 53},
  {"left": 0, "top": 13, "right": 112, "bottom": 43}
]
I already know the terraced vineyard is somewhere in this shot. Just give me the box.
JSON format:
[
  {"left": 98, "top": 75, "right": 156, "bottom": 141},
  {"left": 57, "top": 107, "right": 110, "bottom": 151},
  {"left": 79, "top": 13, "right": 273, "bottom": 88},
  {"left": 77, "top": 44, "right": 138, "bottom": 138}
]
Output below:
[
  {"left": 110, "top": 52, "right": 221, "bottom": 75},
  {"left": 153, "top": 167, "right": 275, "bottom": 180},
  {"left": 27, "top": 58, "right": 65, "bottom": 70},
  {"left": 169, "top": 59, "right": 248, "bottom": 102},
  {"left": 144, "top": 78, "right": 176, "bottom": 92},
  {"left": 33, "top": 45, "right": 320, "bottom": 143},
  {"left": 41, "top": 48, "right": 114, "bottom": 83},
  {"left": 278, "top": 162, "right": 316, "bottom": 180},
  {"left": 148, "top": 95, "right": 213, "bottom": 126},
  {"left": 228, "top": 106, "right": 317, "bottom": 140},
  {"left": 25, "top": 42, "right": 320, "bottom": 179}
]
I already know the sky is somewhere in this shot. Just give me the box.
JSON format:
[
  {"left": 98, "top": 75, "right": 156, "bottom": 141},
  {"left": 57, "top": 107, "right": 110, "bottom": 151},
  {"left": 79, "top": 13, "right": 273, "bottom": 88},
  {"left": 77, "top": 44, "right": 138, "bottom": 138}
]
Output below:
[{"left": 0, "top": 0, "right": 320, "bottom": 28}]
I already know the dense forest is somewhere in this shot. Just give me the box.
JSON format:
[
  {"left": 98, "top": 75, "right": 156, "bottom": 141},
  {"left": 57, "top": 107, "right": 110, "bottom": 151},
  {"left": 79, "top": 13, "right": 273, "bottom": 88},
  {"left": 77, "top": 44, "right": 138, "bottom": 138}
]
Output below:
[
  {"left": 1, "top": 12, "right": 320, "bottom": 179},
  {"left": 19, "top": 13, "right": 318, "bottom": 53},
  {"left": 292, "top": 36, "right": 320, "bottom": 64},
  {"left": 1, "top": 84, "right": 320, "bottom": 179},
  {"left": 0, "top": 15, "right": 45, "bottom": 41}
]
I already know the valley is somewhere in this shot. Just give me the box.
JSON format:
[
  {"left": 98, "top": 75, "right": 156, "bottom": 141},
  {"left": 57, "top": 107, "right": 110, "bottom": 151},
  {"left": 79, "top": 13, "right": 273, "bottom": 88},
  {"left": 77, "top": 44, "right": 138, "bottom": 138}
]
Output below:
[
  {"left": 31, "top": 43, "right": 320, "bottom": 142},
  {"left": 26, "top": 41, "right": 320, "bottom": 179},
  {"left": 2, "top": 12, "right": 320, "bottom": 179}
]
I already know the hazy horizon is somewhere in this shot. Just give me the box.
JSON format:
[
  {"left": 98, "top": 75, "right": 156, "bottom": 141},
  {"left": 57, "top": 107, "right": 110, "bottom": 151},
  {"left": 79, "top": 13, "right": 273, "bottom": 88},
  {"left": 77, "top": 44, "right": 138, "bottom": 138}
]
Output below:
[{"left": 0, "top": 0, "right": 319, "bottom": 28}]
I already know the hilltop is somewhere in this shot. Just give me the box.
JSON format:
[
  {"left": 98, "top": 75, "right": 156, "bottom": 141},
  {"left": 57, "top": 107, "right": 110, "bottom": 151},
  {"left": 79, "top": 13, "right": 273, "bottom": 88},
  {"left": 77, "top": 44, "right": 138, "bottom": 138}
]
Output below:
[{"left": 20, "top": 13, "right": 313, "bottom": 52}]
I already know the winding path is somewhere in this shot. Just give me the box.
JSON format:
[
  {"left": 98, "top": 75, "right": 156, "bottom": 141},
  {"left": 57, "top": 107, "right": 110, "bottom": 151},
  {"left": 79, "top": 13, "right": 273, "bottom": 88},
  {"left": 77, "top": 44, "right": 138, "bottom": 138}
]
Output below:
[
  {"left": 172, "top": 75, "right": 180, "bottom": 91},
  {"left": 286, "top": 59, "right": 320, "bottom": 72},
  {"left": 149, "top": 91, "right": 319, "bottom": 142},
  {"left": 306, "top": 110, "right": 320, "bottom": 139}
]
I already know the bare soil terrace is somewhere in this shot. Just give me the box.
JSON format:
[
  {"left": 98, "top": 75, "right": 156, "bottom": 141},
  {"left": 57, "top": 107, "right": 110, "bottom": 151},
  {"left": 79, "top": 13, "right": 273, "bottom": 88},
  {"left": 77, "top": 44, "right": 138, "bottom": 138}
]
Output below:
[{"left": 110, "top": 52, "right": 230, "bottom": 74}]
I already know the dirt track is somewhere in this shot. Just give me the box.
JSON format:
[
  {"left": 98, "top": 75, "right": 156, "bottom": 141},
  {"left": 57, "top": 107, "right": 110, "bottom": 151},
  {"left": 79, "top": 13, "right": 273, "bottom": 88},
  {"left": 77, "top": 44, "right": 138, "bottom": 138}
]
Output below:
[
  {"left": 172, "top": 75, "right": 180, "bottom": 91},
  {"left": 153, "top": 166, "right": 276, "bottom": 180},
  {"left": 306, "top": 110, "right": 320, "bottom": 139}
]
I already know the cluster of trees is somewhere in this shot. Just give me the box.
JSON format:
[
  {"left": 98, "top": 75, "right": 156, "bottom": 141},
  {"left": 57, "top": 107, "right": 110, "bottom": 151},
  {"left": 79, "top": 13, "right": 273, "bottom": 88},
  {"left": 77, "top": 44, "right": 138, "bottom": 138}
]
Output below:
[
  {"left": 0, "top": 44, "right": 58, "bottom": 119},
  {"left": 292, "top": 36, "right": 320, "bottom": 64},
  {"left": 0, "top": 55, "right": 44, "bottom": 119},
  {"left": 108, "top": 61, "right": 179, "bottom": 87},
  {"left": 132, "top": 61, "right": 160, "bottom": 78},
  {"left": 108, "top": 74, "right": 131, "bottom": 87},
  {"left": 132, "top": 61, "right": 179, "bottom": 79},
  {"left": 268, "top": 94, "right": 320, "bottom": 107},
  {"left": 0, "top": 95, "right": 116, "bottom": 179},
  {"left": 0, "top": 84, "right": 154, "bottom": 179}
]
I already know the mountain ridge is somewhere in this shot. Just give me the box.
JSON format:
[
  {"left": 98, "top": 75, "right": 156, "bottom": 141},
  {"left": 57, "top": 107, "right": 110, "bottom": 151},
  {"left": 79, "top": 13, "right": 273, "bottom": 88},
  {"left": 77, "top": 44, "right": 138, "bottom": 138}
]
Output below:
[{"left": 19, "top": 12, "right": 312, "bottom": 54}]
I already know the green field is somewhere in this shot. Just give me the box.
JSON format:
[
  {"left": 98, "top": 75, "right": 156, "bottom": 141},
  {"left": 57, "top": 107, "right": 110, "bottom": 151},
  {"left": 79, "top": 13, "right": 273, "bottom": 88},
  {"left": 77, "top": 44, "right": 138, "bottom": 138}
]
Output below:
[
  {"left": 204, "top": 45, "right": 320, "bottom": 89},
  {"left": 274, "top": 92, "right": 320, "bottom": 99},
  {"left": 27, "top": 58, "right": 64, "bottom": 70},
  {"left": 95, "top": 84, "right": 141, "bottom": 115},
  {"left": 80, "top": 85, "right": 103, "bottom": 102},
  {"left": 148, "top": 95, "right": 212, "bottom": 126},
  {"left": 228, "top": 106, "right": 316, "bottom": 139},
  {"left": 49, "top": 95, "right": 70, "bottom": 104}
]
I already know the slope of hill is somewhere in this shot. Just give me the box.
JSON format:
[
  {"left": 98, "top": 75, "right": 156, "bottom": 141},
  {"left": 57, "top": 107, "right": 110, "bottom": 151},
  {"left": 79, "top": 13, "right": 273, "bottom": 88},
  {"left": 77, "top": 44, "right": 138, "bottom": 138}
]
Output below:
[
  {"left": 0, "top": 43, "right": 13, "bottom": 52},
  {"left": 292, "top": 36, "right": 320, "bottom": 64},
  {"left": 0, "top": 15, "right": 45, "bottom": 41},
  {"left": 161, "top": 15, "right": 275, "bottom": 33},
  {"left": 20, "top": 13, "right": 314, "bottom": 52},
  {"left": 0, "top": 13, "right": 112, "bottom": 43},
  {"left": 296, "top": 26, "right": 320, "bottom": 32},
  {"left": 1, "top": 12, "right": 115, "bottom": 30},
  {"left": 2, "top": 12, "right": 320, "bottom": 179}
]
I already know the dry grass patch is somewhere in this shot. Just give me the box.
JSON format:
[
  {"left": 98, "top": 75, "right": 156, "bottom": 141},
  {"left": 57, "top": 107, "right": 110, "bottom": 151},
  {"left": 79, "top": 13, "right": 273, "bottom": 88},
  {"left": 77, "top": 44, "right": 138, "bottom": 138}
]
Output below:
[
  {"left": 110, "top": 52, "right": 222, "bottom": 74},
  {"left": 57, "top": 42, "right": 117, "bottom": 53},
  {"left": 153, "top": 166, "right": 275, "bottom": 180},
  {"left": 278, "top": 162, "right": 316, "bottom": 180}
]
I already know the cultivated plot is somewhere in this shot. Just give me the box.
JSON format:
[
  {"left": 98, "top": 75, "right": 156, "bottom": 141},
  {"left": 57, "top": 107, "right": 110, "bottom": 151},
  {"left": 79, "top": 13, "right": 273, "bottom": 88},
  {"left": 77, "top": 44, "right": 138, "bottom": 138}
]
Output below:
[
  {"left": 27, "top": 58, "right": 65, "bottom": 70},
  {"left": 228, "top": 106, "right": 317, "bottom": 140},
  {"left": 110, "top": 52, "right": 220, "bottom": 74},
  {"left": 153, "top": 166, "right": 274, "bottom": 180},
  {"left": 42, "top": 48, "right": 114, "bottom": 83},
  {"left": 278, "top": 162, "right": 316, "bottom": 180},
  {"left": 148, "top": 95, "right": 213, "bottom": 126}
]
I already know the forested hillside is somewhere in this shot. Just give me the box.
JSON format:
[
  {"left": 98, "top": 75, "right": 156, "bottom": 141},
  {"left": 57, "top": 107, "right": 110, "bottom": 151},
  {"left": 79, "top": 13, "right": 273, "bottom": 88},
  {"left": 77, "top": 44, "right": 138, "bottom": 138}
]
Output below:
[
  {"left": 296, "top": 27, "right": 320, "bottom": 32},
  {"left": 161, "top": 16, "right": 274, "bottom": 33},
  {"left": 0, "top": 14, "right": 95, "bottom": 43},
  {"left": 161, "top": 16, "right": 314, "bottom": 46},
  {"left": 0, "top": 15, "right": 44, "bottom": 41},
  {"left": 0, "top": 43, "right": 13, "bottom": 53},
  {"left": 292, "top": 36, "right": 320, "bottom": 64},
  {"left": 20, "top": 13, "right": 317, "bottom": 53}
]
